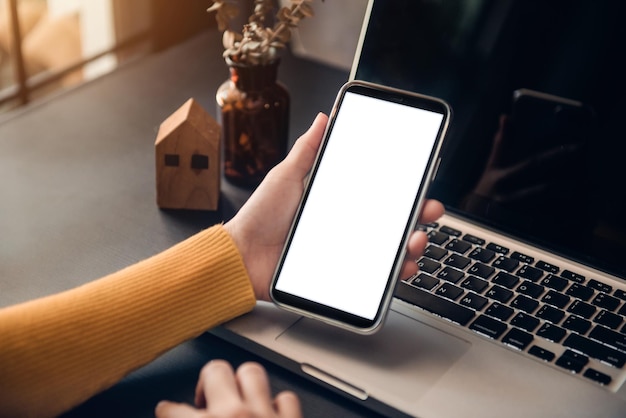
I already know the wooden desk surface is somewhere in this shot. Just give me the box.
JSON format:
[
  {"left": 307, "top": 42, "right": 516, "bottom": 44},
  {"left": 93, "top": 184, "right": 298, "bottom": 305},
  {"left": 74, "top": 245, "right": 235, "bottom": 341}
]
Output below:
[{"left": 0, "top": 30, "right": 381, "bottom": 418}]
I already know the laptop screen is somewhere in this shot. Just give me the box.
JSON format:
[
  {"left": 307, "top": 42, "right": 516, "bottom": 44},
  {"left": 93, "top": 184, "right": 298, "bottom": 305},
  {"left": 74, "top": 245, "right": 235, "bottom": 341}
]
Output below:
[{"left": 352, "top": 0, "right": 626, "bottom": 279}]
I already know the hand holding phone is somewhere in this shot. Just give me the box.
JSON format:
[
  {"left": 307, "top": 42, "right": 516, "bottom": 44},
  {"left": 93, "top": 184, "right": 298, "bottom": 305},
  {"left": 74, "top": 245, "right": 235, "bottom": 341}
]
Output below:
[{"left": 270, "top": 81, "right": 450, "bottom": 333}]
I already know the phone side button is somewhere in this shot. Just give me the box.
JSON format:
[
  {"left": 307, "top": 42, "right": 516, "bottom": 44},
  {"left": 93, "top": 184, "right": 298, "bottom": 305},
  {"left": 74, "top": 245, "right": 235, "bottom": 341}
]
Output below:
[{"left": 396, "top": 281, "right": 476, "bottom": 326}]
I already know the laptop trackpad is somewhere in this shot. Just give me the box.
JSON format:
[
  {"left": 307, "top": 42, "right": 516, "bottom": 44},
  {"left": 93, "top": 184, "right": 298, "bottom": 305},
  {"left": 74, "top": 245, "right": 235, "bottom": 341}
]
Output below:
[{"left": 275, "top": 310, "right": 470, "bottom": 404}]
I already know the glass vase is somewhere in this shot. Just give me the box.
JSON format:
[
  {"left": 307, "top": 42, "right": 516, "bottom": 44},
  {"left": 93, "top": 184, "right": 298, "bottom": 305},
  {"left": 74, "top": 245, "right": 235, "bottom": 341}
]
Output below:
[{"left": 216, "top": 59, "right": 290, "bottom": 188}]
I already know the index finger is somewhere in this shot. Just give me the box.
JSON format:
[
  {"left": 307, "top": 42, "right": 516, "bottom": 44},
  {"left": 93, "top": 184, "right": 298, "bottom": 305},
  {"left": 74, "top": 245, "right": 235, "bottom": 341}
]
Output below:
[{"left": 194, "top": 360, "right": 240, "bottom": 410}]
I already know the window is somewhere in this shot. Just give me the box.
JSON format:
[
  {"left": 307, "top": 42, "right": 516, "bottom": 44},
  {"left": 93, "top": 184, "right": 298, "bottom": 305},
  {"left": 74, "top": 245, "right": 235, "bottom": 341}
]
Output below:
[{"left": 0, "top": 0, "right": 213, "bottom": 115}]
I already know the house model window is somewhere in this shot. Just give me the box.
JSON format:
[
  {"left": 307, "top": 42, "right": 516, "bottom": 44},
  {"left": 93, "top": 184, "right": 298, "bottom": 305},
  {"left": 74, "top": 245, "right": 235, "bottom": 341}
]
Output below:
[
  {"left": 191, "top": 154, "right": 209, "bottom": 170},
  {"left": 163, "top": 153, "right": 209, "bottom": 170},
  {"left": 164, "top": 154, "right": 180, "bottom": 167}
]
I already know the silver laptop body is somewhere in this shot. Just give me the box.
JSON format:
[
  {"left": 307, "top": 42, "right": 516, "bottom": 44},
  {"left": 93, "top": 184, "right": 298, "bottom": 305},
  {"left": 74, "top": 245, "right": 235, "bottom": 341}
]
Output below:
[{"left": 216, "top": 1, "right": 626, "bottom": 416}]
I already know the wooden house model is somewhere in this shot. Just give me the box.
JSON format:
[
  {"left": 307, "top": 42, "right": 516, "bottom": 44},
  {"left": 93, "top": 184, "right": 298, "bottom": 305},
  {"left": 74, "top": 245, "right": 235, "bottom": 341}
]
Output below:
[{"left": 155, "top": 98, "right": 221, "bottom": 210}]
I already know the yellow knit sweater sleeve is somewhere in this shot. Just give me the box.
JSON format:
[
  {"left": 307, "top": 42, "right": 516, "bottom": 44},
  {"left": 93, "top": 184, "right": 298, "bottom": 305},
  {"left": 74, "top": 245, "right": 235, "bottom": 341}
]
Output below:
[{"left": 0, "top": 224, "right": 256, "bottom": 418}]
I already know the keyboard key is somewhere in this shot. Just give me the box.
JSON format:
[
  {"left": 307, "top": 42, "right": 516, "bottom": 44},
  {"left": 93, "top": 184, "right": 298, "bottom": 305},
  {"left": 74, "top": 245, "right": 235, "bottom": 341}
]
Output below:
[
  {"left": 428, "top": 230, "right": 449, "bottom": 245},
  {"left": 536, "top": 260, "right": 560, "bottom": 274},
  {"left": 614, "top": 289, "right": 626, "bottom": 301},
  {"left": 460, "top": 275, "right": 489, "bottom": 293},
  {"left": 445, "top": 238, "right": 472, "bottom": 255},
  {"left": 563, "top": 315, "right": 592, "bottom": 334},
  {"left": 567, "top": 300, "right": 597, "bottom": 319},
  {"left": 485, "top": 303, "right": 514, "bottom": 321},
  {"left": 486, "top": 285, "right": 514, "bottom": 303},
  {"left": 502, "top": 328, "right": 533, "bottom": 350},
  {"left": 467, "top": 262, "right": 495, "bottom": 279},
  {"left": 486, "top": 242, "right": 509, "bottom": 255},
  {"left": 462, "top": 234, "right": 485, "bottom": 246},
  {"left": 536, "top": 323, "right": 567, "bottom": 343},
  {"left": 409, "top": 273, "right": 440, "bottom": 291},
  {"left": 511, "top": 251, "right": 534, "bottom": 264},
  {"left": 561, "top": 270, "right": 585, "bottom": 284},
  {"left": 556, "top": 349, "right": 589, "bottom": 373},
  {"left": 583, "top": 368, "right": 612, "bottom": 385},
  {"left": 589, "top": 325, "right": 626, "bottom": 352},
  {"left": 536, "top": 305, "right": 566, "bottom": 324},
  {"left": 418, "top": 257, "right": 441, "bottom": 274},
  {"left": 439, "top": 225, "right": 461, "bottom": 237},
  {"left": 417, "top": 222, "right": 439, "bottom": 231},
  {"left": 529, "top": 345, "right": 556, "bottom": 362},
  {"left": 563, "top": 333, "right": 626, "bottom": 368},
  {"left": 510, "top": 312, "right": 540, "bottom": 332},
  {"left": 542, "top": 290, "right": 571, "bottom": 309},
  {"left": 540, "top": 274, "right": 568, "bottom": 291},
  {"left": 492, "top": 256, "right": 519, "bottom": 273},
  {"left": 470, "top": 314, "right": 508, "bottom": 339},
  {"left": 566, "top": 284, "right": 595, "bottom": 301},
  {"left": 436, "top": 283, "right": 464, "bottom": 301},
  {"left": 588, "top": 279, "right": 612, "bottom": 294},
  {"left": 437, "top": 266, "right": 465, "bottom": 284},
  {"left": 517, "top": 281, "right": 545, "bottom": 299},
  {"left": 511, "top": 295, "right": 539, "bottom": 314},
  {"left": 423, "top": 245, "right": 448, "bottom": 261},
  {"left": 468, "top": 247, "right": 496, "bottom": 263},
  {"left": 486, "top": 242, "right": 510, "bottom": 255},
  {"left": 444, "top": 253, "right": 471, "bottom": 270},
  {"left": 593, "top": 310, "right": 623, "bottom": 330},
  {"left": 395, "top": 282, "right": 475, "bottom": 326},
  {"left": 592, "top": 293, "right": 620, "bottom": 312},
  {"left": 459, "top": 292, "right": 489, "bottom": 310},
  {"left": 516, "top": 264, "right": 544, "bottom": 282},
  {"left": 493, "top": 271, "right": 519, "bottom": 289}
]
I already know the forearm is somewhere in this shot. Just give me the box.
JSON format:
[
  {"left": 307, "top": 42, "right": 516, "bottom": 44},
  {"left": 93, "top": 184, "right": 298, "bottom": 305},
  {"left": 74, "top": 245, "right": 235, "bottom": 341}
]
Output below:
[{"left": 0, "top": 225, "right": 256, "bottom": 418}]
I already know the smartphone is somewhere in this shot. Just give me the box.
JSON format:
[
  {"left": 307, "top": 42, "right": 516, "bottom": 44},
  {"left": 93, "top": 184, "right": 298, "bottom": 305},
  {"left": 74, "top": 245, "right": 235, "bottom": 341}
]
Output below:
[{"left": 270, "top": 81, "right": 451, "bottom": 333}]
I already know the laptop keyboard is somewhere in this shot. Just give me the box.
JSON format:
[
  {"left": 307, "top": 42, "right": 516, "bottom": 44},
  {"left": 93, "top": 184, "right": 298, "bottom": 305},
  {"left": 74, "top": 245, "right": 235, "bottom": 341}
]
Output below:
[{"left": 396, "top": 222, "right": 626, "bottom": 388}]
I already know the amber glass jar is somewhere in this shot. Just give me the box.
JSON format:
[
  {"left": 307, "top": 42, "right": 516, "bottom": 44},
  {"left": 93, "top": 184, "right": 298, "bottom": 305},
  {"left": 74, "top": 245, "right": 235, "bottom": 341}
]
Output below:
[{"left": 216, "top": 59, "right": 290, "bottom": 188}]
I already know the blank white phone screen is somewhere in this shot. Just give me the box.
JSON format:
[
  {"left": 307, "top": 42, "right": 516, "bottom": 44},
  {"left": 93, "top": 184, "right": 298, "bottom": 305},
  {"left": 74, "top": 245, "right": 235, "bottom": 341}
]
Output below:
[{"left": 275, "top": 91, "right": 444, "bottom": 320}]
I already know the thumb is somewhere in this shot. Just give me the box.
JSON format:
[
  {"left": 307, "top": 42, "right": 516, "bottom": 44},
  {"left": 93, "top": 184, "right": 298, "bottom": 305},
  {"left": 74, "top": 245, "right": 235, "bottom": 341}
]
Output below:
[{"left": 283, "top": 112, "right": 328, "bottom": 178}]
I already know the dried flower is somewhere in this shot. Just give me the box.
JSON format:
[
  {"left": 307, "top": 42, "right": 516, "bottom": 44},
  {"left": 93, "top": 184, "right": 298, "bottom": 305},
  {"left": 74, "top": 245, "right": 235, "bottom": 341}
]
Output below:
[{"left": 207, "top": 0, "right": 316, "bottom": 65}]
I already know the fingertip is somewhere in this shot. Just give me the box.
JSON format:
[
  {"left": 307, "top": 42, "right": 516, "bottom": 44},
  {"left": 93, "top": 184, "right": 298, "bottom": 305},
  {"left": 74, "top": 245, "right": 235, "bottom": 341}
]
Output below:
[
  {"left": 154, "top": 400, "right": 171, "bottom": 417},
  {"left": 407, "top": 229, "right": 429, "bottom": 258},
  {"left": 413, "top": 229, "right": 429, "bottom": 244},
  {"left": 203, "top": 359, "right": 233, "bottom": 374},
  {"left": 306, "top": 112, "right": 328, "bottom": 138},
  {"left": 155, "top": 400, "right": 199, "bottom": 418},
  {"left": 274, "top": 390, "right": 303, "bottom": 418},
  {"left": 314, "top": 111, "right": 329, "bottom": 124},
  {"left": 236, "top": 361, "right": 268, "bottom": 378},
  {"left": 420, "top": 199, "right": 445, "bottom": 224},
  {"left": 283, "top": 113, "right": 328, "bottom": 177},
  {"left": 195, "top": 360, "right": 237, "bottom": 408},
  {"left": 275, "top": 390, "right": 300, "bottom": 404}
]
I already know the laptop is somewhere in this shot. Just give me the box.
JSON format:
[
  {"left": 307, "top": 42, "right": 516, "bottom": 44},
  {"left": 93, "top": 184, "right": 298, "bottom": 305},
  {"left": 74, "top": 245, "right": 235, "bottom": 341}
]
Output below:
[{"left": 214, "top": 0, "right": 626, "bottom": 416}]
